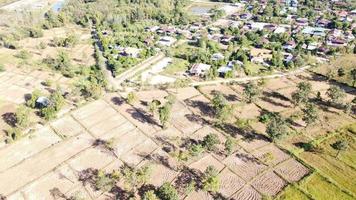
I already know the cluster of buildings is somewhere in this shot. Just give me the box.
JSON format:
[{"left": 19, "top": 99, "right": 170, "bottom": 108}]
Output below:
[{"left": 103, "top": 0, "right": 355, "bottom": 79}]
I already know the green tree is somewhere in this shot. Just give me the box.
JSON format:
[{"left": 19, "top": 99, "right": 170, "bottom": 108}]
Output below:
[
  {"left": 159, "top": 103, "right": 172, "bottom": 129},
  {"left": 326, "top": 86, "right": 346, "bottom": 105},
  {"left": 302, "top": 103, "right": 319, "bottom": 126},
  {"left": 243, "top": 82, "right": 261, "bottom": 103},
  {"left": 143, "top": 190, "right": 159, "bottom": 200},
  {"left": 202, "top": 133, "right": 220, "bottom": 151},
  {"left": 95, "top": 170, "right": 115, "bottom": 192},
  {"left": 212, "top": 92, "right": 233, "bottom": 124},
  {"left": 291, "top": 81, "right": 312, "bottom": 107},
  {"left": 202, "top": 166, "right": 220, "bottom": 193},
  {"left": 266, "top": 114, "right": 288, "bottom": 141},
  {"left": 350, "top": 68, "right": 356, "bottom": 87},
  {"left": 332, "top": 140, "right": 348, "bottom": 158},
  {"left": 224, "top": 136, "right": 236, "bottom": 155},
  {"left": 157, "top": 182, "right": 179, "bottom": 200},
  {"left": 121, "top": 165, "right": 152, "bottom": 197}
]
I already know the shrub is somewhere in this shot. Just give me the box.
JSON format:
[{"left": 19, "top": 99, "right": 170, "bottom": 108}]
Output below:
[
  {"left": 95, "top": 170, "right": 115, "bottom": 192},
  {"left": 202, "top": 133, "right": 220, "bottom": 151},
  {"left": 15, "top": 105, "right": 31, "bottom": 129},
  {"left": 224, "top": 136, "right": 236, "bottom": 155},
  {"left": 157, "top": 182, "right": 179, "bottom": 200},
  {"left": 28, "top": 27, "right": 43, "bottom": 38},
  {"left": 143, "top": 190, "right": 159, "bottom": 200},
  {"left": 15, "top": 50, "right": 31, "bottom": 60},
  {"left": 40, "top": 106, "right": 57, "bottom": 121},
  {"left": 126, "top": 92, "right": 138, "bottom": 104},
  {"left": 202, "top": 166, "right": 220, "bottom": 192},
  {"left": 26, "top": 89, "right": 41, "bottom": 108},
  {"left": 0, "top": 64, "right": 4, "bottom": 72}
]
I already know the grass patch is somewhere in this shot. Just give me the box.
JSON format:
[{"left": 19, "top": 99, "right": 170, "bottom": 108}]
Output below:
[
  {"left": 297, "top": 123, "right": 356, "bottom": 196},
  {"left": 299, "top": 173, "right": 354, "bottom": 200},
  {"left": 162, "top": 58, "right": 189, "bottom": 75},
  {"left": 243, "top": 62, "right": 266, "bottom": 75},
  {"left": 312, "top": 54, "right": 356, "bottom": 87},
  {"left": 276, "top": 184, "right": 310, "bottom": 200}
]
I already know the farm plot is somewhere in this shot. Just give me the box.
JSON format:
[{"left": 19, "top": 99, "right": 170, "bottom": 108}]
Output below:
[
  {"left": 231, "top": 185, "right": 262, "bottom": 200},
  {"left": 274, "top": 159, "right": 310, "bottom": 183},
  {"left": 218, "top": 168, "right": 245, "bottom": 197},
  {"left": 251, "top": 144, "right": 291, "bottom": 166},
  {"left": 223, "top": 149, "right": 268, "bottom": 181},
  {"left": 251, "top": 170, "right": 287, "bottom": 196},
  {"left": 199, "top": 84, "right": 242, "bottom": 104}
]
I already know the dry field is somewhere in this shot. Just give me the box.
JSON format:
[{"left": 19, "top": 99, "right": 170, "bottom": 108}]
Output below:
[
  {"left": 0, "top": 70, "right": 354, "bottom": 199},
  {"left": 0, "top": 25, "right": 94, "bottom": 140},
  {"left": 0, "top": 83, "right": 313, "bottom": 200}
]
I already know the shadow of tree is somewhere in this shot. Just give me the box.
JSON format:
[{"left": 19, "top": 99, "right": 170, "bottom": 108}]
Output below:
[
  {"left": 2, "top": 112, "right": 16, "bottom": 127},
  {"left": 234, "top": 152, "right": 262, "bottom": 165},
  {"left": 174, "top": 166, "right": 203, "bottom": 193},
  {"left": 183, "top": 99, "right": 214, "bottom": 117},
  {"left": 111, "top": 97, "right": 125, "bottom": 106},
  {"left": 184, "top": 113, "right": 206, "bottom": 126},
  {"left": 126, "top": 107, "right": 160, "bottom": 127}
]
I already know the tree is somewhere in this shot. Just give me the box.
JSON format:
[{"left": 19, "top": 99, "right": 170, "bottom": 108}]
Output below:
[
  {"left": 143, "top": 190, "right": 159, "bottom": 200},
  {"left": 350, "top": 68, "right": 356, "bottom": 87},
  {"left": 211, "top": 92, "right": 233, "bottom": 124},
  {"left": 202, "top": 133, "right": 220, "bottom": 151},
  {"left": 95, "top": 170, "right": 115, "bottom": 192},
  {"left": 326, "top": 86, "right": 346, "bottom": 105},
  {"left": 291, "top": 81, "right": 312, "bottom": 107},
  {"left": 302, "top": 103, "right": 319, "bottom": 126},
  {"left": 224, "top": 136, "right": 236, "bottom": 155},
  {"left": 15, "top": 105, "right": 31, "bottom": 129},
  {"left": 243, "top": 82, "right": 261, "bottom": 103},
  {"left": 157, "top": 182, "right": 179, "bottom": 200},
  {"left": 121, "top": 165, "right": 152, "bottom": 197},
  {"left": 344, "top": 102, "right": 352, "bottom": 115},
  {"left": 159, "top": 103, "right": 172, "bottom": 129},
  {"left": 266, "top": 114, "right": 288, "bottom": 141},
  {"left": 202, "top": 166, "right": 220, "bottom": 193},
  {"left": 332, "top": 140, "right": 348, "bottom": 158}
]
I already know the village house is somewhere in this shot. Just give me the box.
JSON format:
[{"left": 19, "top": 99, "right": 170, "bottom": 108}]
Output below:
[
  {"left": 157, "top": 36, "right": 177, "bottom": 46},
  {"left": 122, "top": 47, "right": 141, "bottom": 58},
  {"left": 295, "top": 18, "right": 308, "bottom": 26},
  {"left": 283, "top": 40, "right": 296, "bottom": 51},
  {"left": 189, "top": 63, "right": 211, "bottom": 76},
  {"left": 301, "top": 26, "right": 328, "bottom": 37},
  {"left": 212, "top": 53, "right": 225, "bottom": 61}
]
